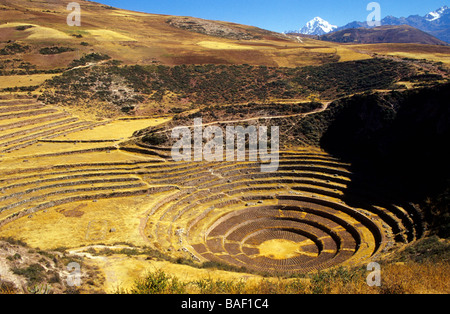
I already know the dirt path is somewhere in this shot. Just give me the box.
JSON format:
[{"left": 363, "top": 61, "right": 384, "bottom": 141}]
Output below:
[
  {"left": 152, "top": 102, "right": 331, "bottom": 134},
  {"left": 66, "top": 60, "right": 109, "bottom": 72}
]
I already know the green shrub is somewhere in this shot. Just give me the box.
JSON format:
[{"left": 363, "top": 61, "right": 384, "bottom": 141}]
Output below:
[
  {"left": 15, "top": 25, "right": 33, "bottom": 31},
  {"left": 0, "top": 42, "right": 30, "bottom": 55},
  {"left": 12, "top": 264, "right": 46, "bottom": 285},
  {"left": 69, "top": 53, "right": 111, "bottom": 68},
  {"left": 129, "top": 270, "right": 186, "bottom": 294},
  {"left": 39, "top": 46, "right": 75, "bottom": 55},
  {"left": 309, "top": 267, "right": 365, "bottom": 294},
  {"left": 142, "top": 133, "right": 167, "bottom": 146}
]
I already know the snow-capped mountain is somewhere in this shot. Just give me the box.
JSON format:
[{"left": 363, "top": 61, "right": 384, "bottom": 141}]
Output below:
[
  {"left": 300, "top": 17, "right": 337, "bottom": 35},
  {"left": 337, "top": 5, "right": 450, "bottom": 43},
  {"left": 425, "top": 5, "right": 449, "bottom": 21}
]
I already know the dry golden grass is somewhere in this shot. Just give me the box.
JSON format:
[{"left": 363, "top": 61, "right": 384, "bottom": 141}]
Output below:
[
  {"left": 0, "top": 74, "right": 56, "bottom": 88},
  {"left": 197, "top": 41, "right": 254, "bottom": 50},
  {"left": 377, "top": 262, "right": 450, "bottom": 294},
  {"left": 0, "top": 196, "right": 153, "bottom": 250},
  {"left": 87, "top": 29, "right": 137, "bottom": 42},
  {"left": 115, "top": 260, "right": 450, "bottom": 294},
  {"left": 258, "top": 239, "right": 317, "bottom": 259},
  {"left": 350, "top": 43, "right": 450, "bottom": 65},
  {"left": 335, "top": 47, "right": 373, "bottom": 62},
  {"left": 58, "top": 118, "right": 172, "bottom": 142},
  {"left": 0, "top": 0, "right": 377, "bottom": 67}
]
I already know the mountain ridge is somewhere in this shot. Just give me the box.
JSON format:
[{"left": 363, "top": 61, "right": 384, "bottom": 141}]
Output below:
[
  {"left": 320, "top": 25, "right": 448, "bottom": 46},
  {"left": 338, "top": 5, "right": 450, "bottom": 43}
]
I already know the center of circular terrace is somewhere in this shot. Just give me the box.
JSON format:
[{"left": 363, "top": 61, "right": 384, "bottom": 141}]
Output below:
[{"left": 257, "top": 239, "right": 316, "bottom": 260}]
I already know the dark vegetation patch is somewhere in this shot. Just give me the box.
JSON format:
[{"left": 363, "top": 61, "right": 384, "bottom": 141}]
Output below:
[
  {"left": 15, "top": 25, "right": 34, "bottom": 31},
  {"left": 39, "top": 46, "right": 75, "bottom": 55},
  {"left": 69, "top": 52, "right": 111, "bottom": 68},
  {"left": 392, "top": 236, "right": 450, "bottom": 264},
  {"left": 40, "top": 58, "right": 415, "bottom": 113},
  {"left": 167, "top": 17, "right": 260, "bottom": 40},
  {"left": 0, "top": 42, "right": 30, "bottom": 55}
]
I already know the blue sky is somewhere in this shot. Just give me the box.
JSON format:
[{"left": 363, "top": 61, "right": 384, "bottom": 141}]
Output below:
[{"left": 97, "top": 0, "right": 449, "bottom": 32}]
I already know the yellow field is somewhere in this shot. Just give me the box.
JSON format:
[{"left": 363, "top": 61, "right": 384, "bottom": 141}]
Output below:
[
  {"left": 350, "top": 43, "right": 450, "bottom": 65},
  {"left": 197, "top": 41, "right": 254, "bottom": 50},
  {"left": 58, "top": 118, "right": 172, "bottom": 141},
  {"left": 0, "top": 23, "right": 72, "bottom": 40},
  {"left": 87, "top": 29, "right": 137, "bottom": 42},
  {"left": 0, "top": 74, "right": 56, "bottom": 88}
]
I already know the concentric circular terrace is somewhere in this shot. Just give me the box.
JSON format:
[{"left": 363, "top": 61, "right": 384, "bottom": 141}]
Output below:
[
  {"left": 0, "top": 95, "right": 424, "bottom": 275},
  {"left": 138, "top": 143, "right": 424, "bottom": 274}
]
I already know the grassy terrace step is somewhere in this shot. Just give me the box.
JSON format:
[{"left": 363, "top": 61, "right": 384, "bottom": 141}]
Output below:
[
  {"left": 0, "top": 177, "right": 142, "bottom": 204},
  {"left": 0, "top": 117, "right": 79, "bottom": 142},
  {"left": 126, "top": 145, "right": 352, "bottom": 165},
  {"left": 4, "top": 145, "right": 117, "bottom": 158},
  {"left": 0, "top": 121, "right": 91, "bottom": 150},
  {"left": 0, "top": 171, "right": 144, "bottom": 188},
  {"left": 120, "top": 146, "right": 172, "bottom": 159},
  {"left": 156, "top": 177, "right": 345, "bottom": 211},
  {"left": 0, "top": 173, "right": 141, "bottom": 193},
  {"left": 0, "top": 162, "right": 164, "bottom": 186},
  {"left": 144, "top": 160, "right": 351, "bottom": 180},
  {"left": 0, "top": 104, "right": 46, "bottom": 114},
  {"left": 0, "top": 182, "right": 148, "bottom": 214},
  {"left": 42, "top": 120, "right": 112, "bottom": 140},
  {"left": 0, "top": 108, "right": 58, "bottom": 121},
  {"left": 142, "top": 165, "right": 351, "bottom": 189},
  {"left": 0, "top": 186, "right": 175, "bottom": 228},
  {"left": 0, "top": 160, "right": 163, "bottom": 177},
  {"left": 0, "top": 112, "right": 71, "bottom": 132},
  {"left": 0, "top": 100, "right": 37, "bottom": 106}
]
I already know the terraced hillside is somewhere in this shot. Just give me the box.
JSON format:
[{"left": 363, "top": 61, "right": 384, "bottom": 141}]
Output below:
[
  {"left": 132, "top": 147, "right": 424, "bottom": 274},
  {"left": 0, "top": 97, "right": 109, "bottom": 154},
  {"left": 0, "top": 94, "right": 425, "bottom": 280},
  {"left": 0, "top": 0, "right": 448, "bottom": 294}
]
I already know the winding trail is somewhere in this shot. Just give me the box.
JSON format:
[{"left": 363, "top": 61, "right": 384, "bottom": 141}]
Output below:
[{"left": 151, "top": 102, "right": 332, "bottom": 135}]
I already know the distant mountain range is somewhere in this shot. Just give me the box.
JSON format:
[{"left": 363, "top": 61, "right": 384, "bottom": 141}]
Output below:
[
  {"left": 320, "top": 25, "right": 448, "bottom": 45},
  {"left": 296, "top": 5, "right": 450, "bottom": 44}
]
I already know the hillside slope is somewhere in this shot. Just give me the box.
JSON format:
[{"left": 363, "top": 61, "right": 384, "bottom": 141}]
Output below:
[{"left": 0, "top": 0, "right": 372, "bottom": 68}]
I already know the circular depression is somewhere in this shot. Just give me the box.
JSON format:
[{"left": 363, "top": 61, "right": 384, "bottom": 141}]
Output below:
[{"left": 186, "top": 202, "right": 371, "bottom": 273}]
